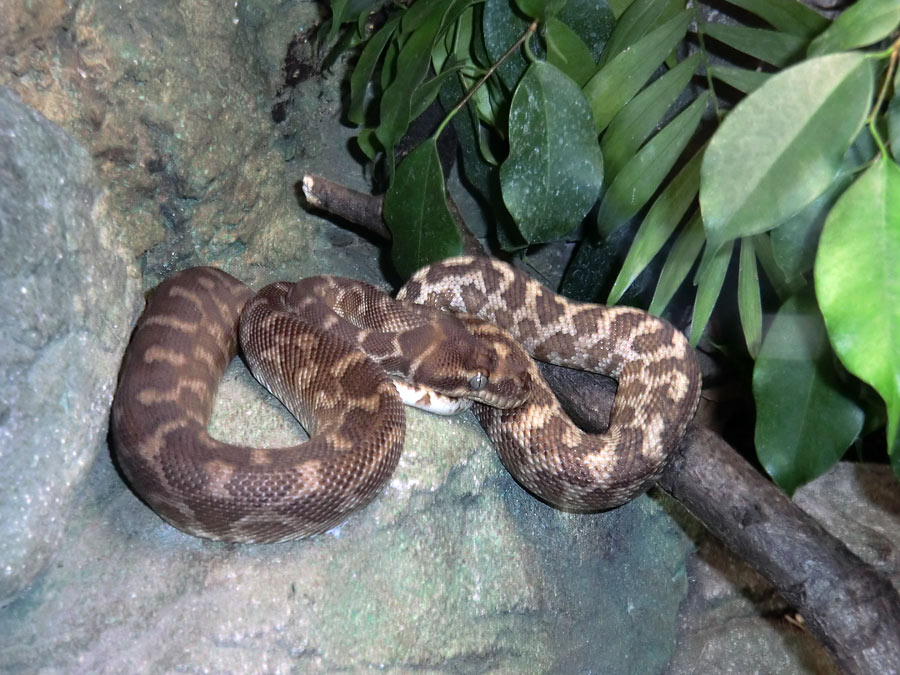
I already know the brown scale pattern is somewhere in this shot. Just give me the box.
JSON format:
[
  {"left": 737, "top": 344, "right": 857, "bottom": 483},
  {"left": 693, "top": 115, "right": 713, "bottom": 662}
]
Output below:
[
  {"left": 398, "top": 256, "right": 702, "bottom": 510},
  {"left": 111, "top": 268, "right": 405, "bottom": 542},
  {"left": 284, "top": 276, "right": 532, "bottom": 409}
]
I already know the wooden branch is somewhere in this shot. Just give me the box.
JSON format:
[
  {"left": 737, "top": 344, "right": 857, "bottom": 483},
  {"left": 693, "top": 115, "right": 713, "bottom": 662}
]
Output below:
[
  {"left": 538, "top": 362, "right": 900, "bottom": 675},
  {"left": 301, "top": 175, "right": 389, "bottom": 239},
  {"left": 300, "top": 173, "right": 485, "bottom": 256},
  {"left": 301, "top": 174, "right": 900, "bottom": 673}
]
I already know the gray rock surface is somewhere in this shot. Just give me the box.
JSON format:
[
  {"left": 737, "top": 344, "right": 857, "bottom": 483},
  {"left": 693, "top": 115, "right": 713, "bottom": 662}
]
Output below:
[
  {"left": 666, "top": 462, "right": 900, "bottom": 675},
  {"left": 0, "top": 87, "right": 140, "bottom": 606},
  {"left": 0, "top": 359, "right": 692, "bottom": 674}
]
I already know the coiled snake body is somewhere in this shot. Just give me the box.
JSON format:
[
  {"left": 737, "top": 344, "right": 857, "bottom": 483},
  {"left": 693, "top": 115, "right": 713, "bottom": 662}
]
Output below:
[{"left": 111, "top": 257, "right": 701, "bottom": 542}]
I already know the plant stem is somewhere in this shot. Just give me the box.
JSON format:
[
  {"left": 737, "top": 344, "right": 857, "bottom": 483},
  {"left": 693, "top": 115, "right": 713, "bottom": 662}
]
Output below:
[
  {"left": 868, "top": 36, "right": 900, "bottom": 158},
  {"left": 433, "top": 20, "right": 538, "bottom": 140},
  {"left": 693, "top": 8, "right": 723, "bottom": 122}
]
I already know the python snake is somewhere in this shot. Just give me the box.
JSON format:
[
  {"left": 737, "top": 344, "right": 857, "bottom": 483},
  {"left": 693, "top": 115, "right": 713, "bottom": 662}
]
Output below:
[{"left": 111, "top": 257, "right": 701, "bottom": 542}]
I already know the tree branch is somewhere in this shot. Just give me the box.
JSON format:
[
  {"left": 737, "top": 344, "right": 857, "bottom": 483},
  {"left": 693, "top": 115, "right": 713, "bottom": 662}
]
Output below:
[
  {"left": 301, "top": 175, "right": 390, "bottom": 240},
  {"left": 538, "top": 361, "right": 900, "bottom": 675},
  {"left": 300, "top": 174, "right": 484, "bottom": 256}
]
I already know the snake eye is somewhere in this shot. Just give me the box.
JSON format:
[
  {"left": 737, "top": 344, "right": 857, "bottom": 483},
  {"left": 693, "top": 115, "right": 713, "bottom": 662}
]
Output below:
[{"left": 468, "top": 372, "right": 488, "bottom": 391}]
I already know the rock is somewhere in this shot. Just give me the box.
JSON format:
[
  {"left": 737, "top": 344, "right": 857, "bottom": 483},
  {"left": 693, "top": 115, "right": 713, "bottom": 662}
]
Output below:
[
  {"left": 0, "top": 359, "right": 692, "bottom": 673},
  {"left": 793, "top": 463, "right": 900, "bottom": 590},
  {"left": 0, "top": 87, "right": 140, "bottom": 606},
  {"left": 666, "top": 462, "right": 900, "bottom": 674}
]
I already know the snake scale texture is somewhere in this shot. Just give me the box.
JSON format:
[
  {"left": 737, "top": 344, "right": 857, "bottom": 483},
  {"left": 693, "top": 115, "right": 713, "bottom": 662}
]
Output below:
[{"left": 111, "top": 256, "right": 701, "bottom": 542}]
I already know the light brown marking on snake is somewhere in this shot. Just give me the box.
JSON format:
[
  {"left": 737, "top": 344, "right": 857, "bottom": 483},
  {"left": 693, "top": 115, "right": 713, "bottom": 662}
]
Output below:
[
  {"left": 320, "top": 313, "right": 340, "bottom": 331},
  {"left": 142, "top": 314, "right": 199, "bottom": 334},
  {"left": 168, "top": 285, "right": 205, "bottom": 313},
  {"left": 198, "top": 276, "right": 217, "bottom": 291},
  {"left": 134, "top": 418, "right": 186, "bottom": 464},
  {"left": 250, "top": 449, "right": 272, "bottom": 465},
  {"left": 204, "top": 460, "right": 236, "bottom": 499},
  {"left": 193, "top": 344, "right": 219, "bottom": 371},
  {"left": 143, "top": 345, "right": 188, "bottom": 367},
  {"left": 136, "top": 379, "right": 208, "bottom": 406},
  {"left": 665, "top": 369, "right": 691, "bottom": 402}
]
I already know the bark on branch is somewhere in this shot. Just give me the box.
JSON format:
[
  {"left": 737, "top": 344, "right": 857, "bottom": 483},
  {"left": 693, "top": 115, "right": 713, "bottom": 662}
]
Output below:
[{"left": 301, "top": 174, "right": 484, "bottom": 256}]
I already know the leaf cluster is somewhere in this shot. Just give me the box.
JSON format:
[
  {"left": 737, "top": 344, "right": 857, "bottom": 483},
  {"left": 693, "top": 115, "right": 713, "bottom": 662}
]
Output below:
[{"left": 327, "top": 0, "right": 900, "bottom": 492}]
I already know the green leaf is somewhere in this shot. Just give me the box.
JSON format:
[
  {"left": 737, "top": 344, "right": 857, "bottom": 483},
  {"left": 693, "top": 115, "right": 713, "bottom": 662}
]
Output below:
[
  {"left": 500, "top": 61, "right": 604, "bottom": 243},
  {"left": 708, "top": 64, "right": 771, "bottom": 95},
  {"left": 383, "top": 140, "right": 463, "bottom": 278},
  {"left": 738, "top": 237, "right": 762, "bottom": 357},
  {"left": 700, "top": 52, "right": 874, "bottom": 252},
  {"left": 324, "top": 0, "right": 349, "bottom": 45},
  {"left": 443, "top": 78, "right": 494, "bottom": 196},
  {"left": 770, "top": 168, "right": 854, "bottom": 282},
  {"left": 545, "top": 16, "right": 597, "bottom": 87},
  {"left": 649, "top": 211, "right": 705, "bottom": 316},
  {"left": 771, "top": 131, "right": 877, "bottom": 281},
  {"left": 608, "top": 146, "right": 703, "bottom": 303},
  {"left": 380, "top": 34, "right": 400, "bottom": 90},
  {"left": 376, "top": 1, "right": 450, "bottom": 156},
  {"left": 584, "top": 9, "right": 692, "bottom": 133},
  {"left": 751, "top": 232, "right": 800, "bottom": 301},
  {"left": 463, "top": 71, "right": 503, "bottom": 131},
  {"left": 483, "top": 0, "right": 613, "bottom": 90},
  {"left": 808, "top": 0, "right": 900, "bottom": 56},
  {"left": 814, "top": 155, "right": 900, "bottom": 451},
  {"left": 700, "top": 22, "right": 807, "bottom": 68},
  {"left": 722, "top": 0, "right": 828, "bottom": 38},
  {"left": 598, "top": 0, "right": 683, "bottom": 68},
  {"left": 597, "top": 92, "right": 707, "bottom": 238},
  {"left": 410, "top": 61, "right": 466, "bottom": 121},
  {"left": 482, "top": 0, "right": 532, "bottom": 89},
  {"left": 608, "top": 0, "right": 631, "bottom": 16},
  {"left": 440, "top": 0, "right": 484, "bottom": 38},
  {"left": 891, "top": 87, "right": 900, "bottom": 165},
  {"left": 444, "top": 2, "right": 477, "bottom": 69},
  {"left": 892, "top": 432, "right": 900, "bottom": 479},
  {"left": 689, "top": 238, "right": 734, "bottom": 347},
  {"left": 356, "top": 127, "right": 381, "bottom": 160},
  {"left": 517, "top": 0, "right": 567, "bottom": 20},
  {"left": 602, "top": 52, "right": 701, "bottom": 181},
  {"left": 753, "top": 291, "right": 864, "bottom": 495},
  {"left": 402, "top": 0, "right": 448, "bottom": 31},
  {"left": 349, "top": 13, "right": 403, "bottom": 125},
  {"left": 555, "top": 0, "right": 615, "bottom": 62}
]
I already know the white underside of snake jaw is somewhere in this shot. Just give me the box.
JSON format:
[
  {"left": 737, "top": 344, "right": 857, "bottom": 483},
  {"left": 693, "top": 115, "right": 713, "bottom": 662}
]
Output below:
[{"left": 392, "top": 380, "right": 473, "bottom": 415}]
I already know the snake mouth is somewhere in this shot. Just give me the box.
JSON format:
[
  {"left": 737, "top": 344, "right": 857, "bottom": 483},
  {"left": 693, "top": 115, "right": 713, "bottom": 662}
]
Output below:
[
  {"left": 470, "top": 370, "right": 533, "bottom": 409},
  {"left": 474, "top": 392, "right": 530, "bottom": 409}
]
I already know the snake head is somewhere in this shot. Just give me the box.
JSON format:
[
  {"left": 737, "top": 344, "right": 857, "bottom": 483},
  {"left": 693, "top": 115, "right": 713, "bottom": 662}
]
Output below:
[
  {"left": 394, "top": 309, "right": 532, "bottom": 409},
  {"left": 449, "top": 314, "right": 534, "bottom": 409}
]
